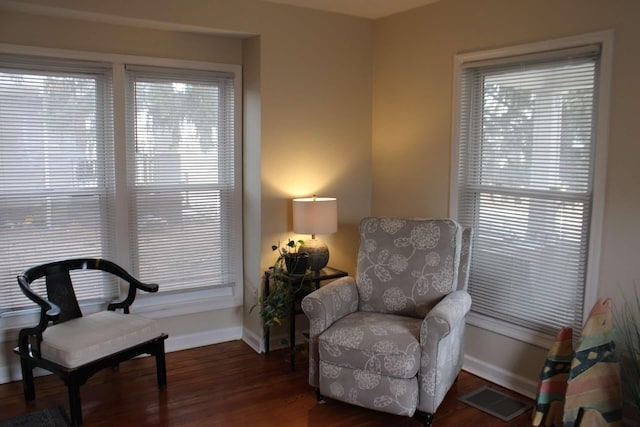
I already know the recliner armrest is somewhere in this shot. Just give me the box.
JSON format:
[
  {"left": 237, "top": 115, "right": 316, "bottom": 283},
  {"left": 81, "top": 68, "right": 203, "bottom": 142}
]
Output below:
[
  {"left": 301, "top": 276, "right": 359, "bottom": 337},
  {"left": 421, "top": 290, "right": 472, "bottom": 341},
  {"left": 417, "top": 289, "right": 471, "bottom": 414}
]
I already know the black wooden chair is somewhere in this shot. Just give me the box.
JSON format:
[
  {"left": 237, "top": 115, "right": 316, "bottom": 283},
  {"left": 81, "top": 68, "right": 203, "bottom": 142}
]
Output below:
[{"left": 14, "top": 258, "right": 168, "bottom": 426}]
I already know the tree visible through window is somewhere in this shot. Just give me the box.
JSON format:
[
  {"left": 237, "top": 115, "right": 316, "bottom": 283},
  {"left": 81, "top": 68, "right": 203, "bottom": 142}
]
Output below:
[
  {"left": 0, "top": 61, "right": 117, "bottom": 309},
  {"left": 453, "top": 42, "right": 606, "bottom": 338},
  {"left": 128, "top": 69, "right": 238, "bottom": 293}
]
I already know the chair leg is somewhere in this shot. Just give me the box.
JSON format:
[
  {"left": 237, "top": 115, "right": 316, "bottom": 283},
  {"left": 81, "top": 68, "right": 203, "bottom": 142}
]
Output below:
[
  {"left": 155, "top": 340, "right": 167, "bottom": 389},
  {"left": 19, "top": 358, "right": 35, "bottom": 401},
  {"left": 67, "top": 382, "right": 83, "bottom": 427},
  {"left": 415, "top": 411, "right": 433, "bottom": 427}
]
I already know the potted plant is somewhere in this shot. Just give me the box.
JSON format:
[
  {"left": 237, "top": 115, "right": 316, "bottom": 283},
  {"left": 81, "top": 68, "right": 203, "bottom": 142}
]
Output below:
[
  {"left": 251, "top": 239, "right": 311, "bottom": 334},
  {"left": 279, "top": 238, "right": 310, "bottom": 275}
]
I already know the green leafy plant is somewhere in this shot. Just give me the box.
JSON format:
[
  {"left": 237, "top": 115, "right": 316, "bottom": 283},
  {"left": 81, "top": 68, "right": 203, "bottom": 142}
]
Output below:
[
  {"left": 276, "top": 238, "right": 305, "bottom": 255},
  {"left": 251, "top": 239, "right": 310, "bottom": 333},
  {"left": 615, "top": 285, "right": 640, "bottom": 414}
]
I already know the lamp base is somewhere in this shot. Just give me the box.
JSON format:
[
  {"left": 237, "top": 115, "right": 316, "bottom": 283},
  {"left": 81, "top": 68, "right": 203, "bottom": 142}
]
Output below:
[{"left": 299, "top": 238, "right": 329, "bottom": 271}]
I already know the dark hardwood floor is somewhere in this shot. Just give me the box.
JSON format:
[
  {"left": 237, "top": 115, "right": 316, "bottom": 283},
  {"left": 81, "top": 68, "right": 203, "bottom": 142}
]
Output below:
[{"left": 0, "top": 340, "right": 534, "bottom": 426}]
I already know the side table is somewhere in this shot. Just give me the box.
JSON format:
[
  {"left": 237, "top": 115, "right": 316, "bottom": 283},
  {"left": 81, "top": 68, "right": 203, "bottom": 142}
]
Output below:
[{"left": 263, "top": 266, "right": 348, "bottom": 370}]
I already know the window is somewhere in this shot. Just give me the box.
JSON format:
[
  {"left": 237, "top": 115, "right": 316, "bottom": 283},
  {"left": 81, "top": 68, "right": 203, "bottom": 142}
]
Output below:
[
  {"left": 127, "top": 67, "right": 239, "bottom": 293},
  {"left": 451, "top": 33, "right": 611, "bottom": 343},
  {"left": 0, "top": 56, "right": 117, "bottom": 311},
  {"left": 0, "top": 51, "right": 242, "bottom": 317}
]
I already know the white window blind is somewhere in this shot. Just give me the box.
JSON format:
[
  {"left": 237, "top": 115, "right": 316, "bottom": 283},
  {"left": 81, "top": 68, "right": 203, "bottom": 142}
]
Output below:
[
  {"left": 126, "top": 67, "right": 239, "bottom": 294},
  {"left": 456, "top": 46, "right": 601, "bottom": 336},
  {"left": 0, "top": 56, "right": 117, "bottom": 311}
]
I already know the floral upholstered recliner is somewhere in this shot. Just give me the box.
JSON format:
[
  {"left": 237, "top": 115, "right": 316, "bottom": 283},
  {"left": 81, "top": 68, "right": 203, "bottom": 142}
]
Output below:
[{"left": 301, "top": 217, "right": 472, "bottom": 426}]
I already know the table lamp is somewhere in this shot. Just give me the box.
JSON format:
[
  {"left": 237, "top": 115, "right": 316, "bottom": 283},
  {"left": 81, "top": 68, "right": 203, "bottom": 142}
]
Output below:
[{"left": 292, "top": 195, "right": 337, "bottom": 271}]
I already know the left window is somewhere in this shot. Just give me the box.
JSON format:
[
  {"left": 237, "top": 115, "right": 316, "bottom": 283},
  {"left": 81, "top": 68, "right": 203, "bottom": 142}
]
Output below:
[
  {"left": 0, "top": 56, "right": 116, "bottom": 311},
  {"left": 0, "top": 52, "right": 242, "bottom": 315}
]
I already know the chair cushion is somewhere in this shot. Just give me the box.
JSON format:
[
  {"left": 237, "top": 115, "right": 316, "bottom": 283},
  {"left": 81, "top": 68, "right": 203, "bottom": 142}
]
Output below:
[
  {"left": 319, "top": 311, "right": 422, "bottom": 379},
  {"left": 41, "top": 311, "right": 160, "bottom": 368}
]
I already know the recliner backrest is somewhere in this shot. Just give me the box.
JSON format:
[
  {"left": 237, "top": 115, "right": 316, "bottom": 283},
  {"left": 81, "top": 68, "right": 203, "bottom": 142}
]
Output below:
[{"left": 355, "top": 217, "right": 463, "bottom": 318}]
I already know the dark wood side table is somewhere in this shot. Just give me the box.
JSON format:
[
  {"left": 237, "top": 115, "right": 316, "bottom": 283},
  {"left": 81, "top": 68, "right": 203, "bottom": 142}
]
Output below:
[{"left": 263, "top": 266, "right": 348, "bottom": 370}]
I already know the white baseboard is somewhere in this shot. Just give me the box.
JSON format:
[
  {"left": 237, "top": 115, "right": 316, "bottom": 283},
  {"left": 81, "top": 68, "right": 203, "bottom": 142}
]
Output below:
[
  {"left": 0, "top": 327, "right": 243, "bottom": 385},
  {"left": 240, "top": 328, "right": 309, "bottom": 355},
  {"left": 241, "top": 327, "right": 263, "bottom": 353},
  {"left": 0, "top": 363, "right": 51, "bottom": 385},
  {"left": 164, "top": 326, "right": 242, "bottom": 353},
  {"left": 463, "top": 354, "right": 538, "bottom": 399}
]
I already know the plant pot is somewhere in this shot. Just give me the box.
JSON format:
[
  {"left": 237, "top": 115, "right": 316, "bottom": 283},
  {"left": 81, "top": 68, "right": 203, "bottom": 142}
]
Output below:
[{"left": 284, "top": 253, "right": 309, "bottom": 275}]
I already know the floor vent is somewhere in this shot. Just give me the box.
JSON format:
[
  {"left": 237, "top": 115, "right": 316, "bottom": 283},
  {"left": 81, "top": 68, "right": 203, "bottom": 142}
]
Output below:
[{"left": 458, "top": 386, "right": 532, "bottom": 422}]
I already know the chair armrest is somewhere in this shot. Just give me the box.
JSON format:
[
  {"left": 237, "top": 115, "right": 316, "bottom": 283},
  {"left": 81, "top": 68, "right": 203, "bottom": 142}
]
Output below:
[
  {"left": 129, "top": 280, "right": 159, "bottom": 293},
  {"left": 301, "top": 276, "right": 359, "bottom": 337},
  {"left": 107, "top": 280, "right": 158, "bottom": 312},
  {"left": 420, "top": 290, "right": 472, "bottom": 342},
  {"left": 103, "top": 260, "right": 158, "bottom": 312},
  {"left": 417, "top": 290, "right": 471, "bottom": 413},
  {"left": 96, "top": 259, "right": 158, "bottom": 293},
  {"left": 17, "top": 275, "right": 61, "bottom": 321},
  {"left": 107, "top": 285, "right": 157, "bottom": 312},
  {"left": 16, "top": 275, "right": 61, "bottom": 354}
]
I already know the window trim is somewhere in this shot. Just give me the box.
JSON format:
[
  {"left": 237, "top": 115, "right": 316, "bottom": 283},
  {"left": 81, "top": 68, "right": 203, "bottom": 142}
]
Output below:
[
  {"left": 0, "top": 43, "right": 243, "bottom": 334},
  {"left": 449, "top": 31, "right": 613, "bottom": 347}
]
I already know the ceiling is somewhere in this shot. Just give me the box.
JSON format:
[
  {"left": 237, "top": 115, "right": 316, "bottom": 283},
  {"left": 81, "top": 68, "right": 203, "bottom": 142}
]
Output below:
[{"left": 260, "top": 0, "right": 440, "bottom": 19}]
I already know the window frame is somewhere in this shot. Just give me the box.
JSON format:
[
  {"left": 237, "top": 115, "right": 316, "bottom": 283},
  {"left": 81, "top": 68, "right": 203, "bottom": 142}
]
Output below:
[
  {"left": 0, "top": 43, "right": 243, "bottom": 333},
  {"left": 449, "top": 31, "right": 613, "bottom": 348}
]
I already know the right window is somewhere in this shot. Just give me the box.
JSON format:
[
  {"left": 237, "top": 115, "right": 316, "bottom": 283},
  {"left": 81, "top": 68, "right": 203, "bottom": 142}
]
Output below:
[{"left": 452, "top": 35, "right": 611, "bottom": 341}]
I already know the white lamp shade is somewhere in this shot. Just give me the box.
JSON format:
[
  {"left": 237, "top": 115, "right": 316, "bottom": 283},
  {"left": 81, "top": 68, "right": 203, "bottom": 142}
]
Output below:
[{"left": 293, "top": 197, "right": 337, "bottom": 235}]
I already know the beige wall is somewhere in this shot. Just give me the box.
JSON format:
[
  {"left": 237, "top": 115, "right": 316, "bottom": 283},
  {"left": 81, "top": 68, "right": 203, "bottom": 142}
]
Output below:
[
  {"left": 0, "top": 10, "right": 244, "bottom": 64},
  {"left": 373, "top": 0, "right": 640, "bottom": 394}
]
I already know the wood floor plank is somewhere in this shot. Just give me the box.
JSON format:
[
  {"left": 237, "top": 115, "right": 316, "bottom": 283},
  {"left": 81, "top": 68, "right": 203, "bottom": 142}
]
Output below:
[{"left": 0, "top": 340, "right": 534, "bottom": 426}]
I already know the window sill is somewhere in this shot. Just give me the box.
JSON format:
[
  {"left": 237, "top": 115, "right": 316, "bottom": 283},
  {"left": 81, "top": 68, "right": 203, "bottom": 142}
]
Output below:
[
  {"left": 466, "top": 312, "right": 554, "bottom": 350},
  {"left": 130, "top": 286, "right": 241, "bottom": 319}
]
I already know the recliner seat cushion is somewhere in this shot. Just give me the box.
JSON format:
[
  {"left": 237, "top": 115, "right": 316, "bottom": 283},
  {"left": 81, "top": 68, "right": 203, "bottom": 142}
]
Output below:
[
  {"left": 319, "top": 311, "right": 422, "bottom": 379},
  {"left": 41, "top": 311, "right": 160, "bottom": 368}
]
